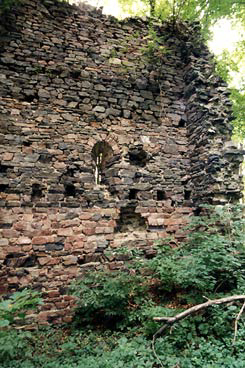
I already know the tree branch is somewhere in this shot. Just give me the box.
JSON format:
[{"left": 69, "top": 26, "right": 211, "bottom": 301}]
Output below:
[
  {"left": 233, "top": 301, "right": 245, "bottom": 345},
  {"left": 153, "top": 295, "right": 245, "bottom": 338}
]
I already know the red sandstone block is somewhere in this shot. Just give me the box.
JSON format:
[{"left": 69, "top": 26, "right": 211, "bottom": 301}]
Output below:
[
  {"left": 74, "top": 241, "right": 84, "bottom": 249},
  {"left": 81, "top": 221, "right": 96, "bottom": 227},
  {"left": 61, "top": 219, "right": 80, "bottom": 228},
  {"left": 3, "top": 152, "right": 14, "bottom": 161},
  {"left": 54, "top": 162, "right": 66, "bottom": 169},
  {"left": 7, "top": 276, "right": 19, "bottom": 284},
  {"left": 157, "top": 218, "right": 165, "bottom": 226},
  {"left": 167, "top": 225, "right": 179, "bottom": 233},
  {"left": 64, "top": 243, "right": 73, "bottom": 251},
  {"left": 165, "top": 218, "right": 183, "bottom": 226},
  {"left": 65, "top": 235, "right": 83, "bottom": 243},
  {"left": 57, "top": 228, "right": 73, "bottom": 236},
  {"left": 108, "top": 220, "right": 116, "bottom": 227},
  {"left": 6, "top": 194, "right": 20, "bottom": 201},
  {"left": 63, "top": 315, "right": 73, "bottom": 323},
  {"left": 55, "top": 302, "right": 68, "bottom": 309},
  {"left": 32, "top": 235, "right": 56, "bottom": 244},
  {"left": 63, "top": 255, "right": 78, "bottom": 265},
  {"left": 40, "top": 303, "right": 54, "bottom": 311},
  {"left": 0, "top": 238, "right": 9, "bottom": 246},
  {"left": 13, "top": 222, "right": 27, "bottom": 231},
  {"left": 46, "top": 290, "right": 60, "bottom": 298},
  {"left": 83, "top": 228, "right": 95, "bottom": 236},
  {"left": 104, "top": 227, "right": 114, "bottom": 234},
  {"left": 22, "top": 245, "right": 32, "bottom": 252},
  {"left": 72, "top": 226, "right": 84, "bottom": 234},
  {"left": 38, "top": 257, "right": 52, "bottom": 266},
  {"left": 19, "top": 275, "right": 32, "bottom": 286},
  {"left": 64, "top": 295, "right": 76, "bottom": 302},
  {"left": 148, "top": 218, "right": 158, "bottom": 226},
  {"left": 175, "top": 207, "right": 193, "bottom": 214},
  {"left": 65, "top": 266, "right": 79, "bottom": 276},
  {"left": 2, "top": 229, "right": 20, "bottom": 238},
  {"left": 79, "top": 213, "right": 92, "bottom": 220},
  {"left": 17, "top": 237, "right": 31, "bottom": 245},
  {"left": 48, "top": 258, "right": 60, "bottom": 265},
  {"left": 7, "top": 246, "right": 20, "bottom": 252},
  {"left": 38, "top": 311, "right": 49, "bottom": 322}
]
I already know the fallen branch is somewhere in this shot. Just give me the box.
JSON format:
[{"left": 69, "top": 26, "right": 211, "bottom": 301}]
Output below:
[
  {"left": 151, "top": 295, "right": 245, "bottom": 367},
  {"left": 233, "top": 301, "right": 245, "bottom": 345},
  {"left": 153, "top": 295, "right": 245, "bottom": 338}
]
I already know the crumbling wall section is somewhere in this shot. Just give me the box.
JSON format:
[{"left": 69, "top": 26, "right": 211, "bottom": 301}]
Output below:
[{"left": 0, "top": 0, "right": 243, "bottom": 325}]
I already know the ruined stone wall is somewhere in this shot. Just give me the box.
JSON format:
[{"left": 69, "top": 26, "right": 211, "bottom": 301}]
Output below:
[{"left": 0, "top": 0, "right": 243, "bottom": 324}]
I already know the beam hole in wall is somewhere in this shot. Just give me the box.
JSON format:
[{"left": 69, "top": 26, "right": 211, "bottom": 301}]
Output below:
[
  {"left": 91, "top": 141, "right": 113, "bottom": 185},
  {"left": 64, "top": 183, "right": 76, "bottom": 197},
  {"left": 116, "top": 204, "right": 146, "bottom": 233},
  {"left": 31, "top": 183, "right": 42, "bottom": 200},
  {"left": 0, "top": 184, "right": 9, "bottom": 192},
  {"left": 184, "top": 190, "right": 191, "bottom": 200},
  {"left": 66, "top": 166, "right": 76, "bottom": 177},
  {"left": 39, "top": 154, "right": 52, "bottom": 163},
  {"left": 129, "top": 189, "right": 138, "bottom": 200},
  {"left": 70, "top": 70, "right": 81, "bottom": 79},
  {"left": 157, "top": 190, "right": 167, "bottom": 200},
  {"left": 178, "top": 119, "right": 186, "bottom": 127},
  {"left": 194, "top": 207, "right": 202, "bottom": 216},
  {"left": 0, "top": 165, "right": 10, "bottom": 173},
  {"left": 23, "top": 94, "right": 38, "bottom": 103},
  {"left": 128, "top": 145, "right": 147, "bottom": 167},
  {"left": 23, "top": 141, "right": 31, "bottom": 147},
  {"left": 171, "top": 200, "right": 176, "bottom": 207}
]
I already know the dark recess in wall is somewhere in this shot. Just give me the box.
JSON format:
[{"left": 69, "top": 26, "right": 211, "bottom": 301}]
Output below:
[
  {"left": 64, "top": 183, "right": 76, "bottom": 197},
  {"left": 116, "top": 204, "right": 146, "bottom": 232}
]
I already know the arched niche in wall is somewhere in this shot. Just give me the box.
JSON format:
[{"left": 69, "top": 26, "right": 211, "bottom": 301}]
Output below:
[{"left": 91, "top": 141, "right": 113, "bottom": 185}]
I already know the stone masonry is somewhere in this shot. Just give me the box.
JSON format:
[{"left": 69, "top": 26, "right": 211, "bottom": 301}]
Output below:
[{"left": 0, "top": 0, "right": 243, "bottom": 324}]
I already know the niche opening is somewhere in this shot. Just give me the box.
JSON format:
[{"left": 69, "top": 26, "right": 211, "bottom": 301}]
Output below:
[
  {"left": 31, "top": 184, "right": 42, "bottom": 200},
  {"left": 157, "top": 190, "right": 167, "bottom": 200},
  {"left": 0, "top": 165, "right": 10, "bottom": 173},
  {"left": 64, "top": 183, "right": 76, "bottom": 197},
  {"left": 23, "top": 93, "right": 38, "bottom": 103},
  {"left": 91, "top": 141, "right": 113, "bottom": 185},
  {"left": 23, "top": 141, "right": 31, "bottom": 147},
  {"left": 129, "top": 189, "right": 138, "bottom": 200},
  {"left": 184, "top": 190, "right": 191, "bottom": 200},
  {"left": 0, "top": 184, "right": 9, "bottom": 192},
  {"left": 116, "top": 204, "right": 146, "bottom": 233},
  {"left": 128, "top": 145, "right": 147, "bottom": 167},
  {"left": 194, "top": 207, "right": 202, "bottom": 216},
  {"left": 178, "top": 119, "right": 186, "bottom": 127}
]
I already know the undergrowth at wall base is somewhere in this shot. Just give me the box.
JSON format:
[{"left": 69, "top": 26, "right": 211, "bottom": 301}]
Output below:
[{"left": 0, "top": 205, "right": 244, "bottom": 367}]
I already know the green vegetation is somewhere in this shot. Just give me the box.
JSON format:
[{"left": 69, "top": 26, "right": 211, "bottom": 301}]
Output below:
[
  {"left": 0, "top": 288, "right": 42, "bottom": 327},
  {"left": 1, "top": 205, "right": 244, "bottom": 367}
]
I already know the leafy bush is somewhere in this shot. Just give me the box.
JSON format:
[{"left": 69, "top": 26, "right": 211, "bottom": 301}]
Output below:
[
  {"left": 70, "top": 269, "right": 150, "bottom": 329},
  {"left": 1, "top": 326, "right": 245, "bottom": 368},
  {"left": 0, "top": 288, "right": 42, "bottom": 327},
  {"left": 147, "top": 204, "right": 245, "bottom": 300},
  {"left": 0, "top": 289, "right": 42, "bottom": 364}
]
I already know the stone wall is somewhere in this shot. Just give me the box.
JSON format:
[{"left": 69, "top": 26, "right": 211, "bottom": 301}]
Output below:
[{"left": 0, "top": 0, "right": 243, "bottom": 325}]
